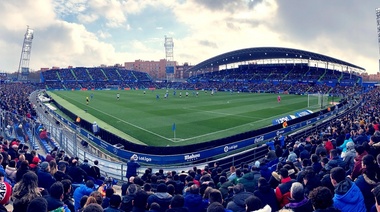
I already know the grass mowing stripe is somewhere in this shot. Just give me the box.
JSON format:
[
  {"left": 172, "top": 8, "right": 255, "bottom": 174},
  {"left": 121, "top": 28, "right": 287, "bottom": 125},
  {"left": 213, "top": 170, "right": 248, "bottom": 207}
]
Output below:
[{"left": 50, "top": 90, "right": 323, "bottom": 146}]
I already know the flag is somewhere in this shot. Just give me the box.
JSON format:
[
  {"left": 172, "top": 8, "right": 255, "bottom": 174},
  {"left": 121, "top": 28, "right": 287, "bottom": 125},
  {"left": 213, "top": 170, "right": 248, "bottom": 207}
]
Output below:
[{"left": 172, "top": 123, "right": 176, "bottom": 131}]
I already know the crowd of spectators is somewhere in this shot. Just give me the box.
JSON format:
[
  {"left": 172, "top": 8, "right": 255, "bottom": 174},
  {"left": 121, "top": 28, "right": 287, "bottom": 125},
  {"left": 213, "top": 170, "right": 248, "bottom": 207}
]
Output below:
[
  {"left": 0, "top": 74, "right": 379, "bottom": 212},
  {"left": 40, "top": 65, "right": 362, "bottom": 98}
]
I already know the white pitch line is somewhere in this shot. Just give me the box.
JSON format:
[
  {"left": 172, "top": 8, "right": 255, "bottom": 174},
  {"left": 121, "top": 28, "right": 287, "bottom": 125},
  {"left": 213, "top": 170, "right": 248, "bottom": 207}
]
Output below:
[
  {"left": 178, "top": 106, "right": 309, "bottom": 142},
  {"left": 182, "top": 107, "right": 261, "bottom": 119},
  {"left": 62, "top": 93, "right": 312, "bottom": 143},
  {"left": 61, "top": 95, "right": 173, "bottom": 141}
]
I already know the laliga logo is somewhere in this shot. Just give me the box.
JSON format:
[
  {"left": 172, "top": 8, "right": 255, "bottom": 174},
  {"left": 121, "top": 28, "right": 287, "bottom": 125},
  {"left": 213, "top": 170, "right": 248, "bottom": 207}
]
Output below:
[
  {"left": 254, "top": 136, "right": 264, "bottom": 143},
  {"left": 224, "top": 145, "right": 238, "bottom": 153},
  {"left": 113, "top": 147, "right": 118, "bottom": 154}
]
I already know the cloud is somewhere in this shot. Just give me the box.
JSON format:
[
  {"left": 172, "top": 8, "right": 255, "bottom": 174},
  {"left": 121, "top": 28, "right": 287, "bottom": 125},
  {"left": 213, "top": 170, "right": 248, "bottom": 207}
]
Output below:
[
  {"left": 0, "top": 0, "right": 378, "bottom": 75},
  {"left": 77, "top": 13, "right": 99, "bottom": 24},
  {"left": 199, "top": 40, "right": 218, "bottom": 49}
]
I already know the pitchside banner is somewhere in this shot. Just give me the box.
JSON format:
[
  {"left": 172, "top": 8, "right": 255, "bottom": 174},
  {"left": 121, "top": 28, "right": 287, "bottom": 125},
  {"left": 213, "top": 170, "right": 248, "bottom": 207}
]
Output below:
[
  {"left": 295, "top": 110, "right": 313, "bottom": 117},
  {"left": 50, "top": 107, "right": 332, "bottom": 165},
  {"left": 272, "top": 115, "right": 296, "bottom": 125}
]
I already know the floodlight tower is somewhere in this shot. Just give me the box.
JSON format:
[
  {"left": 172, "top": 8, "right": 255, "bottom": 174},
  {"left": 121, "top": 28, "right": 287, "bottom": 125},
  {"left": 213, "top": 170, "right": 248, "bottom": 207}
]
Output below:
[
  {"left": 164, "top": 36, "right": 174, "bottom": 81},
  {"left": 376, "top": 8, "right": 380, "bottom": 72},
  {"left": 17, "top": 26, "right": 34, "bottom": 81}
]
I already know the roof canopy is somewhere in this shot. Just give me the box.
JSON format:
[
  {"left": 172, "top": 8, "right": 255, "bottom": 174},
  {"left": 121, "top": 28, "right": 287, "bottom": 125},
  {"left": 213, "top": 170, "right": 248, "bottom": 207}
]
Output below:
[{"left": 187, "top": 47, "right": 365, "bottom": 73}]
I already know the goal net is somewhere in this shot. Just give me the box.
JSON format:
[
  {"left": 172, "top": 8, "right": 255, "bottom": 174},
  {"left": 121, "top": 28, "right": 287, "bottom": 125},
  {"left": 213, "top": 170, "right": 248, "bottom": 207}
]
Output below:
[{"left": 308, "top": 93, "right": 329, "bottom": 109}]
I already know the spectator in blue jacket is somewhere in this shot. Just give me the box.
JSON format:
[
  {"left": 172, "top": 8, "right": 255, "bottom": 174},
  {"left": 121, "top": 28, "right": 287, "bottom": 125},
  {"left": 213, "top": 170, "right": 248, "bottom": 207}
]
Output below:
[
  {"left": 73, "top": 180, "right": 95, "bottom": 211},
  {"left": 330, "top": 167, "right": 366, "bottom": 212}
]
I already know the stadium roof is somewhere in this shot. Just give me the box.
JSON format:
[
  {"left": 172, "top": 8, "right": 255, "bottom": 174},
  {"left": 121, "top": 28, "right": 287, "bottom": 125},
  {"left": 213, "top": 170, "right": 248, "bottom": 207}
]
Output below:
[{"left": 187, "top": 47, "right": 365, "bottom": 72}]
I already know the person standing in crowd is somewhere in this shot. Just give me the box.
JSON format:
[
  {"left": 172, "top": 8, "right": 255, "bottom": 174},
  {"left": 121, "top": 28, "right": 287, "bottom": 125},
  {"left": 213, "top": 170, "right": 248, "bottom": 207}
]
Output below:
[
  {"left": 126, "top": 156, "right": 140, "bottom": 180},
  {"left": 92, "top": 121, "right": 99, "bottom": 136}
]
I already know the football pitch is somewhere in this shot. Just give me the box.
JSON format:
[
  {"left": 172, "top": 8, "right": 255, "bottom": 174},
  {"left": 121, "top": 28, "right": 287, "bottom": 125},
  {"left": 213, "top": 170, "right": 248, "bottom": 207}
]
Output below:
[{"left": 48, "top": 90, "right": 326, "bottom": 147}]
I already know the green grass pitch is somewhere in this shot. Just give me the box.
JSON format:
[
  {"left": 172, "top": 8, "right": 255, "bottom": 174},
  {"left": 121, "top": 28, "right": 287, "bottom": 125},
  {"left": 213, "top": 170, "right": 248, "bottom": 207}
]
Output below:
[{"left": 48, "top": 90, "right": 326, "bottom": 147}]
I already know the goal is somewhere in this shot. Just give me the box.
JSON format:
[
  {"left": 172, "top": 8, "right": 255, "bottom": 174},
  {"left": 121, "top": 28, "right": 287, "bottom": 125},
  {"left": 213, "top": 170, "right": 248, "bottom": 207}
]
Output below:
[{"left": 308, "top": 93, "right": 329, "bottom": 108}]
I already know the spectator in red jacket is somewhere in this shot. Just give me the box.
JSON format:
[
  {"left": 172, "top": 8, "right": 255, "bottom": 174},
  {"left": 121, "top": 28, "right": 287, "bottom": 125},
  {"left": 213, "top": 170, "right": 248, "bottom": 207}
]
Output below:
[
  {"left": 324, "top": 138, "right": 334, "bottom": 154},
  {"left": 39, "top": 128, "right": 48, "bottom": 140},
  {"left": 351, "top": 145, "right": 368, "bottom": 181},
  {"left": 275, "top": 168, "right": 295, "bottom": 208}
]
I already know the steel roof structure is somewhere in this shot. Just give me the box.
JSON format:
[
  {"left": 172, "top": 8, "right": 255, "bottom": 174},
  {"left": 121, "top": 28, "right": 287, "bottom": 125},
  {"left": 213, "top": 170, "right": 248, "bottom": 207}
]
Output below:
[{"left": 187, "top": 47, "right": 365, "bottom": 73}]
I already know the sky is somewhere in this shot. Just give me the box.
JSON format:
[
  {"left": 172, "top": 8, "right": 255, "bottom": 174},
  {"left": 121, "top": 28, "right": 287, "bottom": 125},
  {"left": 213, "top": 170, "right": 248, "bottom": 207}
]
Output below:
[{"left": 0, "top": 0, "right": 379, "bottom": 74}]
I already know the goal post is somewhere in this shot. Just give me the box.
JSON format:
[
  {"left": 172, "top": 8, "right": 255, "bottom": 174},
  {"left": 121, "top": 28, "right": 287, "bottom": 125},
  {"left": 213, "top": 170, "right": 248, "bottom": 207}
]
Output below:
[{"left": 308, "top": 93, "right": 329, "bottom": 108}]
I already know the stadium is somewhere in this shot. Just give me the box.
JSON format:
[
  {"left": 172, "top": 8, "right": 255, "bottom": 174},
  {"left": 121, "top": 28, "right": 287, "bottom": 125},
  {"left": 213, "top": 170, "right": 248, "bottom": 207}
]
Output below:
[
  {"left": 1, "top": 44, "right": 378, "bottom": 211},
  {"left": 17, "top": 46, "right": 362, "bottom": 168}
]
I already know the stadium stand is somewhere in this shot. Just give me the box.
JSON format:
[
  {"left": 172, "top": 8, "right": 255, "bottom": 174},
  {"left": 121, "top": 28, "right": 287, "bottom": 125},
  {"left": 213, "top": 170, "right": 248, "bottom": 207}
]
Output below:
[{"left": 1, "top": 62, "right": 379, "bottom": 211}]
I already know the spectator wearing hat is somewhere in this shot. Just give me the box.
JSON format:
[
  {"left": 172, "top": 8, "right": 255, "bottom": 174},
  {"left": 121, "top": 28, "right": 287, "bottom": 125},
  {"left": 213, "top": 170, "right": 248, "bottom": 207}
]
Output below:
[
  {"left": 29, "top": 156, "right": 40, "bottom": 171},
  {"left": 92, "top": 121, "right": 99, "bottom": 136},
  {"left": 126, "top": 156, "right": 140, "bottom": 180},
  {"left": 323, "top": 138, "right": 334, "bottom": 155},
  {"left": 5, "top": 160, "right": 17, "bottom": 184},
  {"left": 226, "top": 183, "right": 253, "bottom": 212},
  {"left": 275, "top": 168, "right": 296, "bottom": 208},
  {"left": 4, "top": 125, "right": 13, "bottom": 140},
  {"left": 283, "top": 182, "right": 313, "bottom": 211},
  {"left": 147, "top": 183, "right": 172, "bottom": 212},
  {"left": 104, "top": 194, "right": 122, "bottom": 212},
  {"left": 8, "top": 143, "right": 18, "bottom": 160},
  {"left": 120, "top": 183, "right": 140, "bottom": 212},
  {"left": 238, "top": 162, "right": 261, "bottom": 193},
  {"left": 342, "top": 141, "right": 356, "bottom": 173},
  {"left": 37, "top": 161, "right": 56, "bottom": 192}
]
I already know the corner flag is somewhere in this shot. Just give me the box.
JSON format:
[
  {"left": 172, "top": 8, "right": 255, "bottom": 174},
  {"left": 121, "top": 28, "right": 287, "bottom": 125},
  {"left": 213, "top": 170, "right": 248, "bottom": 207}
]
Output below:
[{"left": 172, "top": 123, "right": 176, "bottom": 131}]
